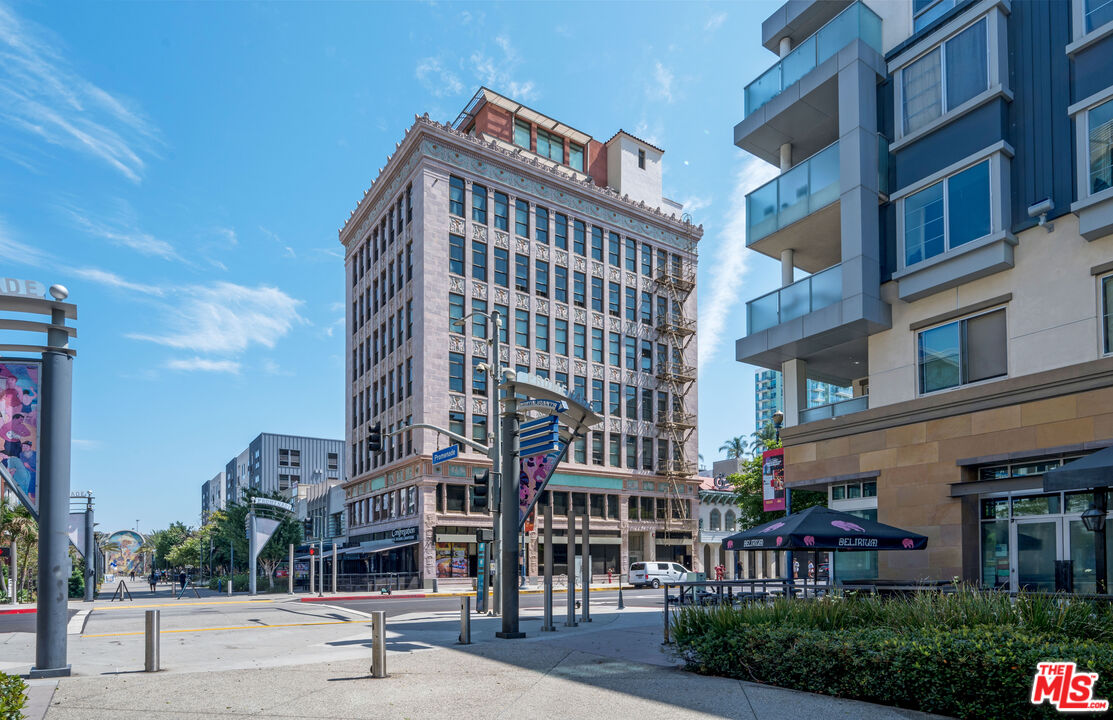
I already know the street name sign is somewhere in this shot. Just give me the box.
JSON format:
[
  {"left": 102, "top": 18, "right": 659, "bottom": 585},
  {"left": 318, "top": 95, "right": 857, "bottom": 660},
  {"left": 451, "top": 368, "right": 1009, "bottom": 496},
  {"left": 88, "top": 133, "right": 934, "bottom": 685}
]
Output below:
[{"left": 432, "top": 445, "right": 459, "bottom": 465}]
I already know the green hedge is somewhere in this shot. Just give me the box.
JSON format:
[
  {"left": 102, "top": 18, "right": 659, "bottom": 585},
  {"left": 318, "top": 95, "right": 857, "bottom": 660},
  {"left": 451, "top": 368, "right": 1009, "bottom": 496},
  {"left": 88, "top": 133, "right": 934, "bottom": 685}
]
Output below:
[
  {"left": 0, "top": 671, "right": 27, "bottom": 720},
  {"left": 674, "top": 622, "right": 1113, "bottom": 719},
  {"left": 670, "top": 593, "right": 1113, "bottom": 719}
]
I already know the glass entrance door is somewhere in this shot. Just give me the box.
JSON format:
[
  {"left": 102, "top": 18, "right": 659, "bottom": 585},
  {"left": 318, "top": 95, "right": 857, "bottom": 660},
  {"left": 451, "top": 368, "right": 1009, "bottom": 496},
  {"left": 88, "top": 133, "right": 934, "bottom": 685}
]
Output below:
[{"left": 1012, "top": 519, "right": 1061, "bottom": 592}]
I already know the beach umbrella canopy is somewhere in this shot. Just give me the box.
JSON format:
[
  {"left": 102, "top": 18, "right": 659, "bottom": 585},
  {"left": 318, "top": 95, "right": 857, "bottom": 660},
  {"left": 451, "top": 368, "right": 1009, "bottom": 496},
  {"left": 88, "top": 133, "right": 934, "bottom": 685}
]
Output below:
[{"left": 720, "top": 505, "right": 928, "bottom": 552}]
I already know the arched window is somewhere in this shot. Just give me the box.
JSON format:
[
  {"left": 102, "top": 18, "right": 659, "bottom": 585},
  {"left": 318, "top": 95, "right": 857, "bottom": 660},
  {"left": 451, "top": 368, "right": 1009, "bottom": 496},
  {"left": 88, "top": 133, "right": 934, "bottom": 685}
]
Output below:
[
  {"left": 709, "top": 509, "right": 721, "bottom": 531},
  {"left": 724, "top": 510, "right": 736, "bottom": 531}
]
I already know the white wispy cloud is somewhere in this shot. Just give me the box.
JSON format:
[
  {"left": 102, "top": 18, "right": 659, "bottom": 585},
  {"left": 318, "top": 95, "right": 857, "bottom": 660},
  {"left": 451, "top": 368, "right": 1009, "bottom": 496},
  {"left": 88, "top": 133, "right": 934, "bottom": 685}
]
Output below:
[
  {"left": 260, "top": 225, "right": 295, "bottom": 258},
  {"left": 69, "top": 267, "right": 164, "bottom": 296},
  {"left": 697, "top": 156, "right": 779, "bottom": 369},
  {"left": 415, "top": 57, "right": 464, "bottom": 98},
  {"left": 650, "top": 62, "right": 675, "bottom": 103},
  {"left": 680, "top": 196, "right": 712, "bottom": 216},
  {"left": 129, "top": 282, "right": 304, "bottom": 354},
  {"left": 0, "top": 216, "right": 49, "bottom": 268},
  {"left": 471, "top": 36, "right": 536, "bottom": 101},
  {"left": 62, "top": 202, "right": 181, "bottom": 261},
  {"left": 71, "top": 438, "right": 101, "bottom": 450},
  {"left": 166, "top": 357, "right": 241, "bottom": 374},
  {"left": 0, "top": 2, "right": 159, "bottom": 181},
  {"left": 705, "top": 12, "right": 727, "bottom": 31}
]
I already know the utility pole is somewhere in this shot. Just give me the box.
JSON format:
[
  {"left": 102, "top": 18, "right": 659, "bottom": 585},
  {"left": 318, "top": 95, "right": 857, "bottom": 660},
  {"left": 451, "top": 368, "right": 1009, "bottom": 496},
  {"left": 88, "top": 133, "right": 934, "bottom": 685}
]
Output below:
[
  {"left": 84, "top": 495, "right": 95, "bottom": 602},
  {"left": 489, "top": 309, "right": 503, "bottom": 616},
  {"left": 496, "top": 390, "right": 524, "bottom": 639}
]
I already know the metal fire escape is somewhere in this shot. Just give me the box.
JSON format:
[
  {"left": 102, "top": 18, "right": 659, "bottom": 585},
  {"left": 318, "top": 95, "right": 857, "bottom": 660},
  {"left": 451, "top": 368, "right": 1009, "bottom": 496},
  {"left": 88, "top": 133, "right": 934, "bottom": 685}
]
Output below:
[{"left": 654, "top": 220, "right": 698, "bottom": 534}]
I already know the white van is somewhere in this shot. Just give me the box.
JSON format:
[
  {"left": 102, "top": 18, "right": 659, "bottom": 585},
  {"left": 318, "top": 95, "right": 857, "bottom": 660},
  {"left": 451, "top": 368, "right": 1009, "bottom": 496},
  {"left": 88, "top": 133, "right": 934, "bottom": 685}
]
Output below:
[{"left": 629, "top": 561, "right": 690, "bottom": 588}]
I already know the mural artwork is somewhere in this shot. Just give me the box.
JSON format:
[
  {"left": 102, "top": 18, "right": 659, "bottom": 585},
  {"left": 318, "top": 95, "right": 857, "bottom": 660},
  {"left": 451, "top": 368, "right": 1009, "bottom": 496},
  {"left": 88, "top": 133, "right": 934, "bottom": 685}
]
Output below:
[{"left": 106, "top": 530, "right": 146, "bottom": 576}]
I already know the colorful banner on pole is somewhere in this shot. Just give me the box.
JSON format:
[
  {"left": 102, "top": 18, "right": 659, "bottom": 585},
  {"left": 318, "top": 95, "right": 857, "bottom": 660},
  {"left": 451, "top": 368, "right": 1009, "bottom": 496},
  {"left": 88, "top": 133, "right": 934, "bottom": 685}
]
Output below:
[
  {"left": 518, "top": 444, "right": 565, "bottom": 528},
  {"left": 0, "top": 360, "right": 40, "bottom": 515},
  {"left": 762, "top": 448, "right": 786, "bottom": 512}
]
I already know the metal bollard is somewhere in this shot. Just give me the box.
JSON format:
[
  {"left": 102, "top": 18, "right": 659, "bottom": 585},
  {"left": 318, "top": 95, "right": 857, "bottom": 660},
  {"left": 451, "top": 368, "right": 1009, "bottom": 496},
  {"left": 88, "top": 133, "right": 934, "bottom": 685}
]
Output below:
[
  {"left": 370, "top": 610, "right": 386, "bottom": 678},
  {"left": 662, "top": 584, "right": 670, "bottom": 644},
  {"left": 144, "top": 610, "right": 160, "bottom": 672},
  {"left": 458, "top": 596, "right": 471, "bottom": 644}
]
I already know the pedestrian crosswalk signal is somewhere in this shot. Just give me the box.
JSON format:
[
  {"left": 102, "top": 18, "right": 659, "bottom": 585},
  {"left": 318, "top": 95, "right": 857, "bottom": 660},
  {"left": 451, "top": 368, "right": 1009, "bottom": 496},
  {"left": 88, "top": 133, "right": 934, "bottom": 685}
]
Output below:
[
  {"left": 303, "top": 518, "right": 313, "bottom": 539},
  {"left": 368, "top": 422, "right": 383, "bottom": 452},
  {"left": 470, "top": 468, "right": 490, "bottom": 513}
]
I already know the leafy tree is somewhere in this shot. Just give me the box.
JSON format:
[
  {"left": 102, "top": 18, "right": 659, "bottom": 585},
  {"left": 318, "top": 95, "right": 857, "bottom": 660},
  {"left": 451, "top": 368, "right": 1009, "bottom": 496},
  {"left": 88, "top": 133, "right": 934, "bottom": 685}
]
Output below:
[
  {"left": 150, "top": 522, "right": 192, "bottom": 570},
  {"left": 165, "top": 535, "right": 201, "bottom": 569},
  {"left": 718, "top": 436, "right": 747, "bottom": 459},
  {"left": 749, "top": 422, "right": 780, "bottom": 454},
  {"left": 728, "top": 441, "right": 826, "bottom": 531}
]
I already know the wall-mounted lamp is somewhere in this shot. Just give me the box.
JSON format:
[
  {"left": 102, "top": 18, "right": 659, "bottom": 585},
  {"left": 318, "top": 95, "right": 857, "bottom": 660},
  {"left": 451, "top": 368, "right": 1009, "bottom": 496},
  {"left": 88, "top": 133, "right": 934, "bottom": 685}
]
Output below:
[{"left": 1028, "top": 198, "right": 1054, "bottom": 233}]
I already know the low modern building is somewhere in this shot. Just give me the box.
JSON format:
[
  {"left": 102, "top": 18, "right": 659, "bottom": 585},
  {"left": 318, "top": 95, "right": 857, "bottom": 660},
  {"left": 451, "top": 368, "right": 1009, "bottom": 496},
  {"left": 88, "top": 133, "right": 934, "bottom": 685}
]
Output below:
[
  {"left": 341, "top": 88, "right": 703, "bottom": 587},
  {"left": 204, "top": 433, "right": 344, "bottom": 518},
  {"left": 295, "top": 479, "right": 347, "bottom": 545},
  {"left": 734, "top": 0, "right": 1113, "bottom": 590}
]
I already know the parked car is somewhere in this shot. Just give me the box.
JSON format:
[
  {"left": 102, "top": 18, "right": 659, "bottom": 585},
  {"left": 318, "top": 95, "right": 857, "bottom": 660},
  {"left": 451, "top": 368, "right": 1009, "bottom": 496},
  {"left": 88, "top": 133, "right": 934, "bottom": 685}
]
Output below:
[{"left": 629, "top": 561, "right": 690, "bottom": 588}]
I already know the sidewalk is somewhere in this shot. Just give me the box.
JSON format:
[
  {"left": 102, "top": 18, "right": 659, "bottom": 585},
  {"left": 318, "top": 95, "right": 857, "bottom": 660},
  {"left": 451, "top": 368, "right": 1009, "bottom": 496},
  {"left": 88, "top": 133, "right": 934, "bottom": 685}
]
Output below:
[{"left": 36, "top": 603, "right": 950, "bottom": 720}]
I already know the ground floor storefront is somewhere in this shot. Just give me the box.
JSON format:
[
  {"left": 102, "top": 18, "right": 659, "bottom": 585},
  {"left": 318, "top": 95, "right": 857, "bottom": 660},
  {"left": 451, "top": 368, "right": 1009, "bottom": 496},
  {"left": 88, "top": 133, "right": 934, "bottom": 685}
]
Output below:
[{"left": 779, "top": 362, "right": 1113, "bottom": 590}]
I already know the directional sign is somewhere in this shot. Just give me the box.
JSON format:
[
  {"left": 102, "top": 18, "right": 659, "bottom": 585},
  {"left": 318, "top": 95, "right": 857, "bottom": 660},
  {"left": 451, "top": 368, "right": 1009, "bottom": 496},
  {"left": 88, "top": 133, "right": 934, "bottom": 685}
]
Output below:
[
  {"left": 520, "top": 416, "right": 559, "bottom": 432},
  {"left": 519, "top": 416, "right": 560, "bottom": 456},
  {"left": 432, "top": 445, "right": 459, "bottom": 465}
]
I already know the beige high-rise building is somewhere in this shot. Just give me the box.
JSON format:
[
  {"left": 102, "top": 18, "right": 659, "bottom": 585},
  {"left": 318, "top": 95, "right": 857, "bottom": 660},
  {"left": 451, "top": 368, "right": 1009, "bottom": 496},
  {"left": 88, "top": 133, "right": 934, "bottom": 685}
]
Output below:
[{"left": 340, "top": 88, "right": 702, "bottom": 588}]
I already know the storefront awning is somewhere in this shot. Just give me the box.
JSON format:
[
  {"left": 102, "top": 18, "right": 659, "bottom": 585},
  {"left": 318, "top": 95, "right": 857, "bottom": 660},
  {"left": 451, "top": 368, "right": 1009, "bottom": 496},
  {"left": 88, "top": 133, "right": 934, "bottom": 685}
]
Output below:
[
  {"left": 355, "top": 538, "right": 420, "bottom": 555},
  {"left": 1043, "top": 446, "right": 1113, "bottom": 492}
]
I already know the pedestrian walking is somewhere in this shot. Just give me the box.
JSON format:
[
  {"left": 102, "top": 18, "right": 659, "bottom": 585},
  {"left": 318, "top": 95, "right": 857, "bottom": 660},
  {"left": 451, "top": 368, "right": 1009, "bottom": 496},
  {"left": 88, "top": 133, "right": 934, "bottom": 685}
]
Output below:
[
  {"left": 148, "top": 571, "right": 157, "bottom": 593},
  {"left": 178, "top": 569, "right": 187, "bottom": 591}
]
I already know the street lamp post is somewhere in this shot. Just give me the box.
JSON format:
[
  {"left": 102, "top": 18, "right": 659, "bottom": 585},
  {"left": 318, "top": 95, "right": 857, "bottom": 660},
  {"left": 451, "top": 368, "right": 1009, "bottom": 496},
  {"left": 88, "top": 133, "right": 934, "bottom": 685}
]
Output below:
[
  {"left": 452, "top": 309, "right": 503, "bottom": 615},
  {"left": 1081, "top": 493, "right": 1108, "bottom": 594}
]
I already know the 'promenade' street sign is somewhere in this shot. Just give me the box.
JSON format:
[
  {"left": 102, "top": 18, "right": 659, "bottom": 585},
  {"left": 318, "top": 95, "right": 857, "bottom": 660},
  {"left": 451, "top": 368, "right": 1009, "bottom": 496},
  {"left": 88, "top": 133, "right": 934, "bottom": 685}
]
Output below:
[{"left": 432, "top": 445, "right": 459, "bottom": 465}]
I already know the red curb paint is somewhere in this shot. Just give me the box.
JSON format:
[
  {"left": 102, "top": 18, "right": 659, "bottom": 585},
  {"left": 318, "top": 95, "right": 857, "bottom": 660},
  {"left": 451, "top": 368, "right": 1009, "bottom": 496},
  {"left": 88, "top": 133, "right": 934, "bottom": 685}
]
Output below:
[{"left": 0, "top": 608, "right": 36, "bottom": 615}]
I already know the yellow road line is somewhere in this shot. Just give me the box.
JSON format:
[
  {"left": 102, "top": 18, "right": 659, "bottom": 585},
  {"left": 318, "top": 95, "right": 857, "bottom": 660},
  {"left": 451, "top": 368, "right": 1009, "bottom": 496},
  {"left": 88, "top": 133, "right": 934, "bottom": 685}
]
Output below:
[
  {"left": 92, "top": 599, "right": 277, "bottom": 611},
  {"left": 82, "top": 618, "right": 370, "bottom": 638}
]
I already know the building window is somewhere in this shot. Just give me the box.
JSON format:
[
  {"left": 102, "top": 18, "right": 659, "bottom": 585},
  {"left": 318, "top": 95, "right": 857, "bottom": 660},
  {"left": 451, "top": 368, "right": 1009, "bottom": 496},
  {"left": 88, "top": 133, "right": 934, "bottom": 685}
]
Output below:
[
  {"left": 903, "top": 159, "right": 990, "bottom": 267},
  {"left": 624, "top": 287, "right": 636, "bottom": 322},
  {"left": 900, "top": 19, "right": 988, "bottom": 135},
  {"left": 918, "top": 308, "right": 1006, "bottom": 394},
  {"left": 555, "top": 265, "right": 568, "bottom": 303},
  {"left": 591, "top": 432, "right": 604, "bottom": 465},
  {"left": 609, "top": 382, "right": 621, "bottom": 416},
  {"left": 573, "top": 271, "right": 586, "bottom": 307},
  {"left": 513, "top": 118, "right": 530, "bottom": 149},
  {"left": 591, "top": 327, "right": 603, "bottom": 363},
  {"left": 472, "top": 298, "right": 487, "bottom": 339},
  {"left": 608, "top": 232, "right": 621, "bottom": 266},
  {"left": 472, "top": 239, "right": 487, "bottom": 281},
  {"left": 554, "top": 213, "right": 568, "bottom": 250},
  {"left": 625, "top": 237, "right": 637, "bottom": 272},
  {"left": 626, "top": 435, "right": 637, "bottom": 469},
  {"left": 449, "top": 176, "right": 464, "bottom": 217},
  {"left": 449, "top": 293, "right": 464, "bottom": 326},
  {"left": 472, "top": 356, "right": 487, "bottom": 397},
  {"left": 472, "top": 184, "right": 487, "bottom": 224},
  {"left": 494, "top": 247, "right": 509, "bottom": 288},
  {"left": 641, "top": 389, "right": 652, "bottom": 422},
  {"left": 608, "top": 332, "right": 620, "bottom": 366},
  {"left": 449, "top": 412, "right": 465, "bottom": 438},
  {"left": 535, "top": 314, "right": 549, "bottom": 352},
  {"left": 709, "top": 509, "right": 721, "bottom": 531},
  {"left": 535, "top": 206, "right": 549, "bottom": 244},
  {"left": 515, "top": 309, "right": 530, "bottom": 347},
  {"left": 449, "top": 352, "right": 465, "bottom": 392},
  {"left": 555, "top": 318, "right": 568, "bottom": 355},
  {"left": 573, "top": 323, "right": 586, "bottom": 359},
  {"left": 1087, "top": 98, "right": 1113, "bottom": 196},
  {"left": 590, "top": 277, "right": 603, "bottom": 312},
  {"left": 494, "top": 304, "right": 509, "bottom": 344},
  {"left": 609, "top": 435, "right": 621, "bottom": 466},
  {"left": 625, "top": 336, "right": 636, "bottom": 371},
  {"left": 1085, "top": 0, "right": 1113, "bottom": 32},
  {"left": 569, "top": 143, "right": 584, "bottom": 172},
  {"left": 494, "top": 191, "right": 509, "bottom": 231},
  {"left": 641, "top": 291, "right": 653, "bottom": 325},
  {"left": 640, "top": 340, "right": 653, "bottom": 373},
  {"left": 328, "top": 452, "right": 339, "bottom": 471},
  {"left": 573, "top": 220, "right": 586, "bottom": 255},
  {"left": 590, "top": 227, "right": 604, "bottom": 261},
  {"left": 1103, "top": 275, "right": 1113, "bottom": 355},
  {"left": 913, "top": 0, "right": 957, "bottom": 32},
  {"left": 536, "top": 129, "right": 563, "bottom": 163},
  {"left": 515, "top": 199, "right": 530, "bottom": 237},
  {"left": 472, "top": 414, "right": 487, "bottom": 443},
  {"left": 515, "top": 254, "right": 530, "bottom": 292},
  {"left": 608, "top": 281, "right": 620, "bottom": 317},
  {"left": 447, "top": 233, "right": 465, "bottom": 275},
  {"left": 535, "top": 259, "right": 549, "bottom": 298},
  {"left": 625, "top": 386, "right": 637, "bottom": 417}
]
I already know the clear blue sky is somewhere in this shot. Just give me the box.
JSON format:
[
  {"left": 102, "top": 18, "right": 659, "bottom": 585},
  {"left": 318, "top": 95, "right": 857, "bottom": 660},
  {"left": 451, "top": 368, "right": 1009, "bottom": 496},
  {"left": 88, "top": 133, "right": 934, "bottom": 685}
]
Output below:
[{"left": 0, "top": 0, "right": 786, "bottom": 534}]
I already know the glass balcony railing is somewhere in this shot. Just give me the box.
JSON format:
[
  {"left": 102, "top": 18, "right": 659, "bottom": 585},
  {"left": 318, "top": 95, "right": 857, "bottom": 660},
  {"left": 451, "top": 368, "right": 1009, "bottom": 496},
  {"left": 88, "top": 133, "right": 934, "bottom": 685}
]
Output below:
[
  {"left": 799, "top": 395, "right": 869, "bottom": 423},
  {"left": 747, "top": 142, "right": 840, "bottom": 245},
  {"left": 744, "top": 1, "right": 883, "bottom": 118},
  {"left": 747, "top": 263, "right": 843, "bottom": 334},
  {"left": 746, "top": 136, "right": 890, "bottom": 245}
]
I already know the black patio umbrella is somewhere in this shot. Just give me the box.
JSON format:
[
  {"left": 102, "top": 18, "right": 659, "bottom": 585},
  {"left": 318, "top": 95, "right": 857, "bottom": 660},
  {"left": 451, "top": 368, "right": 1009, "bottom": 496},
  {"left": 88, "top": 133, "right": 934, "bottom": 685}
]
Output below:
[{"left": 720, "top": 505, "right": 928, "bottom": 552}]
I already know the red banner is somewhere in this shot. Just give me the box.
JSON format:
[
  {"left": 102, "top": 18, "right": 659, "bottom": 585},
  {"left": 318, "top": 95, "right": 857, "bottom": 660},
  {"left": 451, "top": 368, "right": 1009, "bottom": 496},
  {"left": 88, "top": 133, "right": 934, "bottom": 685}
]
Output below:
[{"left": 762, "top": 448, "right": 785, "bottom": 512}]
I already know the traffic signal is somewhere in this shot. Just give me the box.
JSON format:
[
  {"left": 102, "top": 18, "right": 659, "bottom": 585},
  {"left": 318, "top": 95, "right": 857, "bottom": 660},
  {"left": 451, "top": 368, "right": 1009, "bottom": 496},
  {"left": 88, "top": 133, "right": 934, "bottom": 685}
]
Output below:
[
  {"left": 368, "top": 422, "right": 383, "bottom": 452},
  {"left": 470, "top": 468, "right": 490, "bottom": 513},
  {"left": 302, "top": 518, "right": 313, "bottom": 539}
]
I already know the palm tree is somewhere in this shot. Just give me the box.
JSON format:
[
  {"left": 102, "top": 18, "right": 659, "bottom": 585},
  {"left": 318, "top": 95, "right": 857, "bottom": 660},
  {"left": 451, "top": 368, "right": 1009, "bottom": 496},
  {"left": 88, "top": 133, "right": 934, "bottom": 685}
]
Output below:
[
  {"left": 749, "top": 422, "right": 779, "bottom": 454},
  {"left": 719, "top": 436, "right": 747, "bottom": 459}
]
